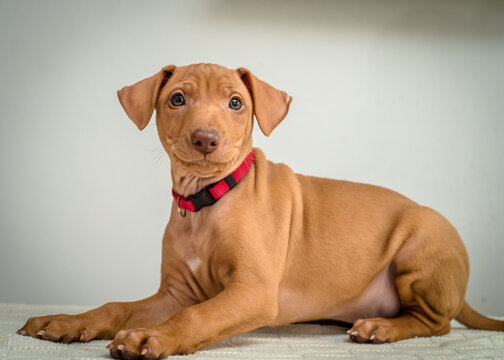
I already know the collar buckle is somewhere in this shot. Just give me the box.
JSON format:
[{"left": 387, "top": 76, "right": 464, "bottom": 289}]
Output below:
[{"left": 185, "top": 188, "right": 216, "bottom": 212}]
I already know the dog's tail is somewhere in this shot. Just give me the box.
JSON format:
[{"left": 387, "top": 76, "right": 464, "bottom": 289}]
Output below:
[{"left": 455, "top": 301, "right": 504, "bottom": 331}]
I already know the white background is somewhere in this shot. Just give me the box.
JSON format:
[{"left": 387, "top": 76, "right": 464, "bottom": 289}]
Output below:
[{"left": 1, "top": 0, "right": 503, "bottom": 315}]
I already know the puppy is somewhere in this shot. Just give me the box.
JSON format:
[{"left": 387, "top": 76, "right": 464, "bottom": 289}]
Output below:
[{"left": 18, "top": 63, "right": 504, "bottom": 359}]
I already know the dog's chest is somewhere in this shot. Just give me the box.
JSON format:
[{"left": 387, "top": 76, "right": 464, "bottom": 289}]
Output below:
[{"left": 166, "top": 215, "right": 231, "bottom": 302}]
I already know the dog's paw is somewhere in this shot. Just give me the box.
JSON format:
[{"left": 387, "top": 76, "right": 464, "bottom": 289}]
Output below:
[
  {"left": 17, "top": 314, "right": 100, "bottom": 343},
  {"left": 107, "top": 327, "right": 185, "bottom": 360},
  {"left": 347, "top": 318, "right": 393, "bottom": 344}
]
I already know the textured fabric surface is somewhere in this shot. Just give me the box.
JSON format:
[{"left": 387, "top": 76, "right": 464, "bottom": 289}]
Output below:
[{"left": 1, "top": 303, "right": 503, "bottom": 359}]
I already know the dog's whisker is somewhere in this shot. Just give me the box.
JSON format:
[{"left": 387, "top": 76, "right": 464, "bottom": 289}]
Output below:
[{"left": 150, "top": 147, "right": 169, "bottom": 164}]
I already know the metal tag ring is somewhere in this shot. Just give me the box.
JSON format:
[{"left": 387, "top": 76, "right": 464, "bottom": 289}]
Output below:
[{"left": 177, "top": 197, "right": 187, "bottom": 217}]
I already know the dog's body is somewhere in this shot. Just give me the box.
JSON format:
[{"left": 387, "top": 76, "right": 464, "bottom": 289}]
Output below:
[{"left": 19, "top": 64, "right": 504, "bottom": 359}]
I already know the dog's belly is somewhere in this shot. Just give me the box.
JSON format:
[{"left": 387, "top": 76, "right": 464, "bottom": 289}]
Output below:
[
  {"left": 327, "top": 263, "right": 402, "bottom": 323},
  {"left": 277, "top": 263, "right": 402, "bottom": 325}
]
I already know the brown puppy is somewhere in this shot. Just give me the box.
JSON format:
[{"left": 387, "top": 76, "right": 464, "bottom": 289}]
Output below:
[{"left": 18, "top": 63, "right": 504, "bottom": 359}]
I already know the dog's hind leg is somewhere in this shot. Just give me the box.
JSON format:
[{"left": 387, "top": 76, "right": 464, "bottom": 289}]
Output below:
[{"left": 348, "top": 206, "right": 469, "bottom": 343}]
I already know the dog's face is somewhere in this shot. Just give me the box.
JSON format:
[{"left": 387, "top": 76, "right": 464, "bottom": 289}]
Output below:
[
  {"left": 156, "top": 64, "right": 253, "bottom": 177},
  {"left": 118, "top": 63, "right": 292, "bottom": 178}
]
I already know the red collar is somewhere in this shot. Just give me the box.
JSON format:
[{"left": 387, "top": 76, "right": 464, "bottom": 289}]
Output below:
[{"left": 172, "top": 151, "right": 255, "bottom": 215}]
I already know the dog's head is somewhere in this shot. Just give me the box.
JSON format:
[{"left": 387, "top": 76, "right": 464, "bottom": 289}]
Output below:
[{"left": 117, "top": 63, "right": 292, "bottom": 178}]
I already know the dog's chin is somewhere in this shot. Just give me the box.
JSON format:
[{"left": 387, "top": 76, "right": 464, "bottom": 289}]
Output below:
[{"left": 171, "top": 153, "right": 237, "bottom": 179}]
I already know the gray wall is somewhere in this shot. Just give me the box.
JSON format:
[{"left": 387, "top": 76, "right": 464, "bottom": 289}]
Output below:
[{"left": 1, "top": 0, "right": 503, "bottom": 315}]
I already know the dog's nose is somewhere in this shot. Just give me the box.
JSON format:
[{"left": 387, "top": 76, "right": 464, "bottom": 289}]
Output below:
[{"left": 191, "top": 129, "right": 221, "bottom": 154}]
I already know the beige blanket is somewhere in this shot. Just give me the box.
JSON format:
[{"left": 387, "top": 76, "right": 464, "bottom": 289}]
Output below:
[{"left": 1, "top": 303, "right": 503, "bottom": 359}]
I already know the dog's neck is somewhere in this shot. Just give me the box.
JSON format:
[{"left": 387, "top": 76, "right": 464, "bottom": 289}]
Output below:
[
  {"left": 170, "top": 169, "right": 218, "bottom": 198},
  {"left": 170, "top": 149, "right": 252, "bottom": 198}
]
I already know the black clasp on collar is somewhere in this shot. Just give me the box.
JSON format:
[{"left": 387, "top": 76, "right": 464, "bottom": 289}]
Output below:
[
  {"left": 185, "top": 187, "right": 216, "bottom": 212},
  {"left": 184, "top": 173, "right": 239, "bottom": 212}
]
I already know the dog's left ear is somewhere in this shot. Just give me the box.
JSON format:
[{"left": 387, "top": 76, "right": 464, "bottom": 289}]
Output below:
[
  {"left": 117, "top": 65, "right": 175, "bottom": 130},
  {"left": 237, "top": 68, "right": 292, "bottom": 136}
]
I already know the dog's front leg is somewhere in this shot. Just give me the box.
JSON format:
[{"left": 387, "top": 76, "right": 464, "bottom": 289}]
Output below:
[
  {"left": 17, "top": 292, "right": 187, "bottom": 343},
  {"left": 107, "top": 279, "right": 278, "bottom": 359}
]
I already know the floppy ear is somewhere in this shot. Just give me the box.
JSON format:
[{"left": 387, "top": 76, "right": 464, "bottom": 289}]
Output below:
[
  {"left": 237, "top": 68, "right": 292, "bottom": 136},
  {"left": 117, "top": 65, "right": 175, "bottom": 130}
]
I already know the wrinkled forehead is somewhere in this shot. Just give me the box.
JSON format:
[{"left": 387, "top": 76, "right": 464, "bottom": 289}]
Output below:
[{"left": 166, "top": 64, "right": 247, "bottom": 95}]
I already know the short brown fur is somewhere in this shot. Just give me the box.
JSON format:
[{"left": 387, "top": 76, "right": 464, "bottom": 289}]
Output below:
[{"left": 18, "top": 63, "right": 504, "bottom": 359}]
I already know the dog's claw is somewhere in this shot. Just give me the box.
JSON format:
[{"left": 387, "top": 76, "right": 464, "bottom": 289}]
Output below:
[
  {"left": 351, "top": 330, "right": 359, "bottom": 336},
  {"left": 80, "top": 330, "right": 88, "bottom": 342},
  {"left": 37, "top": 330, "right": 46, "bottom": 337},
  {"left": 106, "top": 342, "right": 114, "bottom": 349},
  {"left": 117, "top": 344, "right": 125, "bottom": 351},
  {"left": 141, "top": 346, "right": 149, "bottom": 356},
  {"left": 370, "top": 334, "right": 376, "bottom": 340},
  {"left": 17, "top": 329, "right": 27, "bottom": 336}
]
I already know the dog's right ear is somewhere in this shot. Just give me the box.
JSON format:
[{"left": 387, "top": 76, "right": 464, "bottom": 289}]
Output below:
[{"left": 117, "top": 65, "right": 175, "bottom": 130}]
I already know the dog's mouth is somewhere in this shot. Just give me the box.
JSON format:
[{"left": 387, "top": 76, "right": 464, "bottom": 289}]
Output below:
[
  {"left": 162, "top": 137, "right": 238, "bottom": 177},
  {"left": 176, "top": 155, "right": 237, "bottom": 177}
]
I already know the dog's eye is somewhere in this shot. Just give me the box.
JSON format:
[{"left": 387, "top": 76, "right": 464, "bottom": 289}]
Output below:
[
  {"left": 229, "top": 97, "right": 242, "bottom": 110},
  {"left": 171, "top": 94, "right": 185, "bottom": 106}
]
